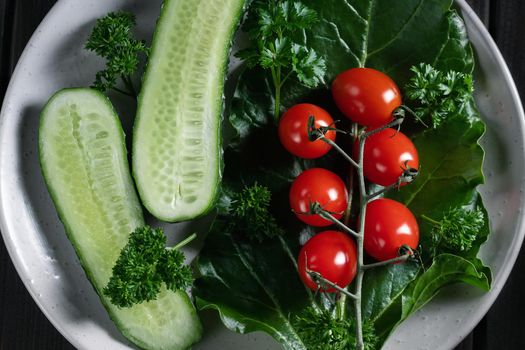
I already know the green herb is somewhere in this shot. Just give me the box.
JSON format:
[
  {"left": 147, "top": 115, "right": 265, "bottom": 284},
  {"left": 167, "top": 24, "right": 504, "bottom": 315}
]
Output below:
[
  {"left": 294, "top": 307, "right": 379, "bottom": 350},
  {"left": 85, "top": 11, "right": 148, "bottom": 97},
  {"left": 405, "top": 63, "right": 474, "bottom": 128},
  {"left": 236, "top": 0, "right": 326, "bottom": 122},
  {"left": 230, "top": 183, "right": 285, "bottom": 242},
  {"left": 422, "top": 207, "right": 485, "bottom": 257},
  {"left": 104, "top": 226, "right": 194, "bottom": 308}
]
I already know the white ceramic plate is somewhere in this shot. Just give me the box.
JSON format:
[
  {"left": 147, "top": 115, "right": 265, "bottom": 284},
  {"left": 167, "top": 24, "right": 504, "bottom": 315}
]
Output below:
[{"left": 1, "top": 1, "right": 524, "bottom": 349}]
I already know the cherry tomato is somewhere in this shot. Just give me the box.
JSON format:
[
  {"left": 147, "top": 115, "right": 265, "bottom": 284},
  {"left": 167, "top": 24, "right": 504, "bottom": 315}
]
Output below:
[
  {"left": 289, "top": 168, "right": 348, "bottom": 227},
  {"left": 354, "top": 128, "right": 419, "bottom": 187},
  {"left": 298, "top": 230, "right": 357, "bottom": 292},
  {"left": 332, "top": 68, "right": 402, "bottom": 127},
  {"left": 363, "top": 198, "right": 419, "bottom": 261},
  {"left": 279, "top": 103, "right": 336, "bottom": 159}
]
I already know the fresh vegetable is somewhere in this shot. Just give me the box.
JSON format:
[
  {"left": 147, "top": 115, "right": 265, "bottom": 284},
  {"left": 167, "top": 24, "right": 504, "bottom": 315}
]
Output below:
[
  {"left": 294, "top": 118, "right": 421, "bottom": 349},
  {"left": 332, "top": 68, "right": 402, "bottom": 127},
  {"left": 298, "top": 230, "right": 357, "bottom": 292},
  {"left": 388, "top": 114, "right": 488, "bottom": 262},
  {"left": 132, "top": 0, "right": 246, "bottom": 222},
  {"left": 405, "top": 63, "right": 474, "bottom": 128},
  {"left": 278, "top": 103, "right": 336, "bottom": 159},
  {"left": 196, "top": 0, "right": 491, "bottom": 348},
  {"left": 363, "top": 198, "right": 420, "bottom": 262},
  {"left": 289, "top": 168, "right": 348, "bottom": 227},
  {"left": 423, "top": 206, "right": 485, "bottom": 257},
  {"left": 39, "top": 88, "right": 202, "bottom": 350},
  {"left": 294, "top": 307, "right": 379, "bottom": 350},
  {"left": 104, "top": 226, "right": 194, "bottom": 308},
  {"left": 236, "top": 0, "right": 326, "bottom": 121},
  {"left": 356, "top": 128, "right": 419, "bottom": 187},
  {"left": 227, "top": 183, "right": 285, "bottom": 242},
  {"left": 85, "top": 11, "right": 148, "bottom": 97}
]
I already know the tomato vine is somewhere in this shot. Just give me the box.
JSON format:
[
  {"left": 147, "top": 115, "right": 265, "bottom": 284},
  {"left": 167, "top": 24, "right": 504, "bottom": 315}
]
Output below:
[{"left": 303, "top": 113, "right": 420, "bottom": 349}]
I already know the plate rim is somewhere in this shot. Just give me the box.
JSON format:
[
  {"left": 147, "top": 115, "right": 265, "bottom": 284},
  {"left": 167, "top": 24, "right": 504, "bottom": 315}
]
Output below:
[{"left": 445, "top": 0, "right": 525, "bottom": 346}]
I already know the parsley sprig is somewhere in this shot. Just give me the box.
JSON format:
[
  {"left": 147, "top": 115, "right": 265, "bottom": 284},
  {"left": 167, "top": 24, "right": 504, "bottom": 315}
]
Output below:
[
  {"left": 405, "top": 63, "right": 474, "bottom": 128},
  {"left": 85, "top": 11, "right": 148, "bottom": 97},
  {"left": 422, "top": 206, "right": 485, "bottom": 257},
  {"left": 104, "top": 226, "right": 194, "bottom": 308},
  {"left": 236, "top": 0, "right": 326, "bottom": 122},
  {"left": 294, "top": 307, "right": 379, "bottom": 350},
  {"left": 228, "top": 184, "right": 284, "bottom": 242}
]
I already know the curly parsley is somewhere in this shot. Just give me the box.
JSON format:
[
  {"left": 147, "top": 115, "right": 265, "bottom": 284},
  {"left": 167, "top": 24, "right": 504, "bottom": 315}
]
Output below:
[
  {"left": 229, "top": 183, "right": 285, "bottom": 242},
  {"left": 236, "top": 0, "right": 326, "bottom": 121},
  {"left": 405, "top": 63, "right": 474, "bottom": 128},
  {"left": 294, "top": 307, "right": 379, "bottom": 350},
  {"left": 85, "top": 11, "right": 148, "bottom": 97},
  {"left": 104, "top": 226, "right": 193, "bottom": 308},
  {"left": 423, "top": 206, "right": 485, "bottom": 257}
]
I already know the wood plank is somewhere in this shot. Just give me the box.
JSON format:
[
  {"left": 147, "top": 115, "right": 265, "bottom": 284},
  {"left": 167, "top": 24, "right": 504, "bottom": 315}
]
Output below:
[
  {"left": 8, "top": 0, "right": 57, "bottom": 72},
  {"left": 488, "top": 0, "right": 525, "bottom": 95},
  {"left": 466, "top": 0, "right": 490, "bottom": 26},
  {"left": 479, "top": 1, "right": 525, "bottom": 349},
  {"left": 0, "top": 246, "right": 74, "bottom": 350},
  {"left": 0, "top": 0, "right": 14, "bottom": 96}
]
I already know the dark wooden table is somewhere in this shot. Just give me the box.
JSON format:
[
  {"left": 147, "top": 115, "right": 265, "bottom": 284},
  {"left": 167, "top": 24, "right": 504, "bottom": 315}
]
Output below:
[{"left": 1, "top": 1, "right": 524, "bottom": 349}]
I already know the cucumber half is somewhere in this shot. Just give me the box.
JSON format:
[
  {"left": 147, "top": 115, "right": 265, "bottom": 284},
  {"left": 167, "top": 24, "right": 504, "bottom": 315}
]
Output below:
[
  {"left": 39, "top": 88, "right": 202, "bottom": 350},
  {"left": 133, "top": 0, "right": 246, "bottom": 222}
]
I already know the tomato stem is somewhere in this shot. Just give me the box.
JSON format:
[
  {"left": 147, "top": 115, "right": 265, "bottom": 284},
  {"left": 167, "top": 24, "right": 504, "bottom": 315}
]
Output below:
[
  {"left": 336, "top": 123, "right": 359, "bottom": 322},
  {"left": 353, "top": 116, "right": 418, "bottom": 350},
  {"left": 395, "top": 104, "right": 428, "bottom": 127},
  {"left": 363, "top": 117, "right": 405, "bottom": 139},
  {"left": 344, "top": 126, "right": 357, "bottom": 227},
  {"left": 307, "top": 116, "right": 350, "bottom": 139},
  {"left": 314, "top": 208, "right": 360, "bottom": 238},
  {"left": 307, "top": 116, "right": 417, "bottom": 350},
  {"left": 307, "top": 116, "right": 360, "bottom": 169},
  {"left": 366, "top": 166, "right": 419, "bottom": 201},
  {"left": 353, "top": 130, "right": 369, "bottom": 350},
  {"left": 366, "top": 186, "right": 395, "bottom": 202},
  {"left": 306, "top": 271, "right": 358, "bottom": 300},
  {"left": 363, "top": 253, "right": 413, "bottom": 270},
  {"left": 320, "top": 137, "right": 361, "bottom": 169}
]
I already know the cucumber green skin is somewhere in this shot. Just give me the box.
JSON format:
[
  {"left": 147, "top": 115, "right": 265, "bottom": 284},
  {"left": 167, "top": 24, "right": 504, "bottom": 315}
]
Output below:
[
  {"left": 39, "top": 88, "right": 202, "bottom": 350},
  {"left": 133, "top": 0, "right": 246, "bottom": 222}
]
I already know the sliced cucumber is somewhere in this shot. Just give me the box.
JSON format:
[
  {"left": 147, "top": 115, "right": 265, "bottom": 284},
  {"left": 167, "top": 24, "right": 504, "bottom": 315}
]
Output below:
[
  {"left": 133, "top": 0, "right": 246, "bottom": 222},
  {"left": 39, "top": 88, "right": 202, "bottom": 350}
]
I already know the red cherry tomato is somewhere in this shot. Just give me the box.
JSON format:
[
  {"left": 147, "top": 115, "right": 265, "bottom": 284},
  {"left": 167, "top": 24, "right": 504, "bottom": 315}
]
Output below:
[
  {"left": 279, "top": 103, "right": 336, "bottom": 159},
  {"left": 289, "top": 168, "right": 348, "bottom": 227},
  {"left": 298, "top": 230, "right": 357, "bottom": 292},
  {"left": 354, "top": 128, "right": 419, "bottom": 187},
  {"left": 332, "top": 68, "right": 402, "bottom": 127},
  {"left": 363, "top": 198, "right": 419, "bottom": 261}
]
